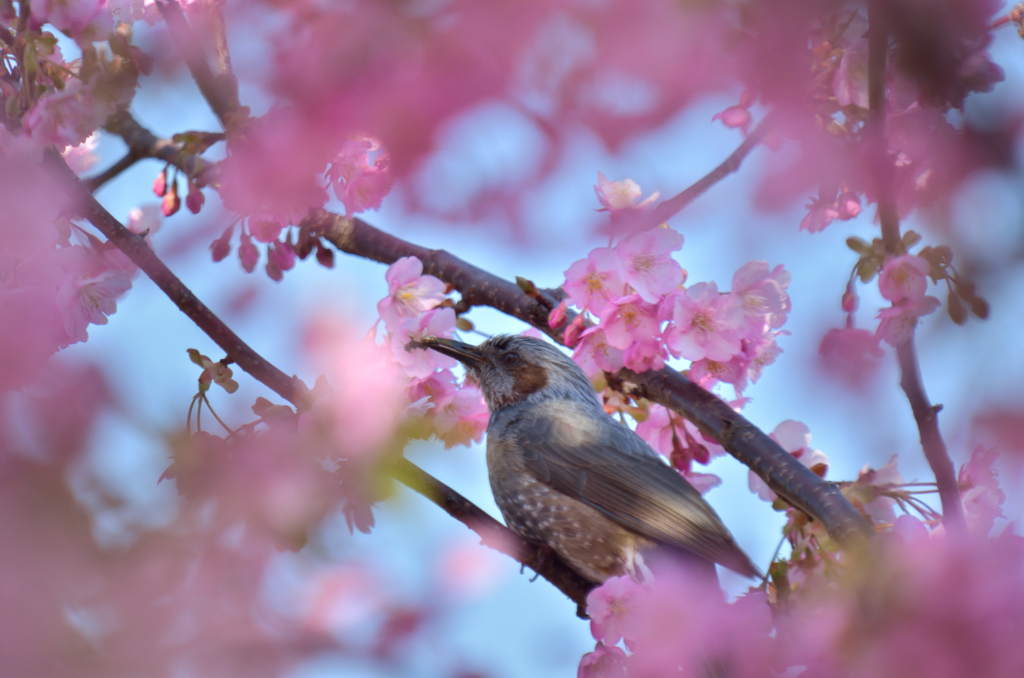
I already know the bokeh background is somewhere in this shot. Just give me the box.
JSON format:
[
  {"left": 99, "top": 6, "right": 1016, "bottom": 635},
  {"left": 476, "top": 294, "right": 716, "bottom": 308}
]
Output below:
[{"left": 25, "top": 3, "right": 1024, "bottom": 676}]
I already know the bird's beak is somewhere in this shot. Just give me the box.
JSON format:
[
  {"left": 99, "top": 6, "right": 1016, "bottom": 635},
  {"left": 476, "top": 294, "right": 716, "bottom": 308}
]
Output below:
[{"left": 406, "top": 336, "right": 489, "bottom": 369}]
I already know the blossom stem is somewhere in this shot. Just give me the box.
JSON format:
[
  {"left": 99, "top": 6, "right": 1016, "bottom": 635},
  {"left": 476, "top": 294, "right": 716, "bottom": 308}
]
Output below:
[{"left": 866, "top": 2, "right": 964, "bottom": 532}]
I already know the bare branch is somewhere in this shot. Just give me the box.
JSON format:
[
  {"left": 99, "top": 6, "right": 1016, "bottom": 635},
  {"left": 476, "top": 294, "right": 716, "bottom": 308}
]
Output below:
[
  {"left": 866, "top": 0, "right": 963, "bottom": 530},
  {"left": 640, "top": 113, "right": 773, "bottom": 230},
  {"left": 83, "top": 150, "right": 142, "bottom": 192}
]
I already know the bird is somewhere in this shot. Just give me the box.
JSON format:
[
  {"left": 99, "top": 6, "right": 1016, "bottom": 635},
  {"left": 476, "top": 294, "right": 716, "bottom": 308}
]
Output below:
[{"left": 409, "top": 334, "right": 759, "bottom": 585}]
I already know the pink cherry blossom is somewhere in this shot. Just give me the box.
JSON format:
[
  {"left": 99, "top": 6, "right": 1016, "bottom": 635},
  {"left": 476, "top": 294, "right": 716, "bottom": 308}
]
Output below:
[
  {"left": 622, "top": 339, "right": 665, "bottom": 373},
  {"left": 30, "top": 0, "right": 112, "bottom": 40},
  {"left": 834, "top": 38, "right": 869, "bottom": 108},
  {"left": 586, "top": 575, "right": 643, "bottom": 645},
  {"left": 819, "top": 327, "right": 884, "bottom": 385},
  {"left": 749, "top": 420, "right": 828, "bottom": 502},
  {"left": 55, "top": 269, "right": 133, "bottom": 345},
  {"left": 563, "top": 247, "right": 626, "bottom": 314},
  {"left": 958, "top": 445, "right": 1005, "bottom": 535},
  {"left": 598, "top": 294, "right": 659, "bottom": 351},
  {"left": 636, "top": 404, "right": 724, "bottom": 465},
  {"left": 432, "top": 384, "right": 489, "bottom": 449},
  {"left": 683, "top": 471, "right": 722, "bottom": 495},
  {"left": 61, "top": 133, "right": 99, "bottom": 173},
  {"left": 689, "top": 355, "right": 750, "bottom": 393},
  {"left": 711, "top": 104, "right": 751, "bottom": 135},
  {"left": 731, "top": 261, "right": 791, "bottom": 335},
  {"left": 613, "top": 227, "right": 685, "bottom": 304},
  {"left": 594, "top": 172, "right": 659, "bottom": 212},
  {"left": 577, "top": 643, "right": 628, "bottom": 678},
  {"left": 876, "top": 295, "right": 940, "bottom": 346},
  {"left": 238, "top": 229, "right": 259, "bottom": 272},
  {"left": 23, "top": 80, "right": 104, "bottom": 148},
  {"left": 548, "top": 299, "right": 568, "bottom": 329},
  {"left": 661, "top": 283, "right": 744, "bottom": 362},
  {"left": 249, "top": 214, "right": 288, "bottom": 243},
  {"left": 799, "top": 200, "right": 840, "bottom": 233},
  {"left": 854, "top": 454, "right": 906, "bottom": 524},
  {"left": 878, "top": 254, "right": 931, "bottom": 303},
  {"left": 390, "top": 308, "right": 458, "bottom": 379},
  {"left": 377, "top": 256, "right": 448, "bottom": 331},
  {"left": 573, "top": 327, "right": 625, "bottom": 378},
  {"left": 329, "top": 136, "right": 394, "bottom": 215}
]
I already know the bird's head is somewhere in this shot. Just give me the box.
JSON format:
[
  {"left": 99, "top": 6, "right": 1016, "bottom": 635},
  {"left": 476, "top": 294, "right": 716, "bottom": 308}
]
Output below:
[{"left": 408, "top": 335, "right": 598, "bottom": 411}]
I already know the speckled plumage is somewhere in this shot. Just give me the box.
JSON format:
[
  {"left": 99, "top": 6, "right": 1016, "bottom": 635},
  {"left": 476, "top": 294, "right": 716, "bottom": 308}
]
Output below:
[{"left": 412, "top": 334, "right": 759, "bottom": 584}]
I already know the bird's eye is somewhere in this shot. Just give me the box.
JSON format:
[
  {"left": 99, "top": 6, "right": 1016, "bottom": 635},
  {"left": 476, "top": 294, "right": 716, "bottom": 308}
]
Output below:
[{"left": 502, "top": 352, "right": 520, "bottom": 366}]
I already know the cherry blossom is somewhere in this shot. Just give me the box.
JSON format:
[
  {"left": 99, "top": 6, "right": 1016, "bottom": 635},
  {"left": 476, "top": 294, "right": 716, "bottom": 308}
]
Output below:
[
  {"left": 377, "top": 256, "right": 448, "bottom": 331},
  {"left": 126, "top": 204, "right": 162, "bottom": 237},
  {"left": 878, "top": 254, "right": 931, "bottom": 303},
  {"left": 30, "top": 0, "right": 112, "bottom": 40},
  {"left": 834, "top": 38, "right": 869, "bottom": 108},
  {"left": 876, "top": 295, "right": 940, "bottom": 347},
  {"left": 598, "top": 294, "right": 659, "bottom": 351},
  {"left": 712, "top": 104, "right": 752, "bottom": 135},
  {"left": 390, "top": 308, "right": 458, "bottom": 380},
  {"left": 432, "top": 385, "right": 489, "bottom": 449},
  {"left": 577, "top": 643, "right": 628, "bottom": 678},
  {"left": 594, "top": 172, "right": 659, "bottom": 212},
  {"left": 572, "top": 327, "right": 625, "bottom": 378},
  {"left": 731, "top": 260, "right": 791, "bottom": 335},
  {"left": 661, "top": 282, "right": 744, "bottom": 362},
  {"left": 635, "top": 403, "right": 724, "bottom": 466},
  {"left": 850, "top": 455, "right": 906, "bottom": 524},
  {"left": 799, "top": 199, "right": 840, "bottom": 233},
  {"left": 61, "top": 133, "right": 99, "bottom": 173},
  {"left": 586, "top": 575, "right": 643, "bottom": 645},
  {"left": 819, "top": 327, "right": 884, "bottom": 385},
  {"left": 563, "top": 247, "right": 626, "bottom": 314},
  {"left": 23, "top": 80, "right": 105, "bottom": 148},
  {"left": 55, "top": 269, "right": 132, "bottom": 345},
  {"left": 613, "top": 227, "right": 685, "bottom": 304},
  {"left": 329, "top": 136, "right": 394, "bottom": 215},
  {"left": 958, "top": 445, "right": 1005, "bottom": 535}
]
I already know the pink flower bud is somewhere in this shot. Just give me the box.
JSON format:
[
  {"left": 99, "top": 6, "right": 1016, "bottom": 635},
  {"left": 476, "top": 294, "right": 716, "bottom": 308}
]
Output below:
[
  {"left": 161, "top": 179, "right": 181, "bottom": 216},
  {"left": 548, "top": 300, "right": 568, "bottom": 329},
  {"left": 238, "top": 231, "right": 258, "bottom": 273},
  {"left": 563, "top": 314, "right": 586, "bottom": 348},
  {"left": 186, "top": 185, "right": 205, "bottom": 214},
  {"left": 315, "top": 242, "right": 335, "bottom": 268},
  {"left": 211, "top": 225, "right": 234, "bottom": 262},
  {"left": 152, "top": 168, "right": 167, "bottom": 197},
  {"left": 842, "top": 290, "right": 859, "bottom": 312}
]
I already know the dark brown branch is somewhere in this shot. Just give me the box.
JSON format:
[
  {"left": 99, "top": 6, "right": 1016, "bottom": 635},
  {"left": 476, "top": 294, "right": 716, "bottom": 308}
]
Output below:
[
  {"left": 867, "top": 1, "right": 963, "bottom": 530},
  {"left": 101, "top": 110, "right": 217, "bottom": 186},
  {"left": 201, "top": 0, "right": 235, "bottom": 79},
  {"left": 310, "top": 211, "right": 874, "bottom": 546},
  {"left": 43, "top": 150, "right": 595, "bottom": 613},
  {"left": 83, "top": 150, "right": 142, "bottom": 192},
  {"left": 640, "top": 113, "right": 773, "bottom": 230},
  {"left": 158, "top": 0, "right": 240, "bottom": 127}
]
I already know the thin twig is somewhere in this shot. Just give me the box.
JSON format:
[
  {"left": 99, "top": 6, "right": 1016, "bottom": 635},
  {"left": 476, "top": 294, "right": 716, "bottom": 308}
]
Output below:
[
  {"left": 866, "top": 1, "right": 963, "bottom": 531},
  {"left": 639, "top": 113, "right": 773, "bottom": 230},
  {"left": 83, "top": 150, "right": 142, "bottom": 192}
]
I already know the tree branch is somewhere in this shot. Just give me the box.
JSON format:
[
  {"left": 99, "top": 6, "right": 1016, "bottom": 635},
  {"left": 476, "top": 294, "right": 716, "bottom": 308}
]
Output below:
[
  {"left": 309, "top": 211, "right": 874, "bottom": 546},
  {"left": 158, "top": 0, "right": 240, "bottom": 126},
  {"left": 83, "top": 150, "right": 142, "bottom": 192},
  {"left": 866, "top": 1, "right": 963, "bottom": 530},
  {"left": 100, "top": 110, "right": 218, "bottom": 186},
  {"left": 43, "top": 150, "right": 596, "bottom": 614},
  {"left": 639, "top": 113, "right": 773, "bottom": 230}
]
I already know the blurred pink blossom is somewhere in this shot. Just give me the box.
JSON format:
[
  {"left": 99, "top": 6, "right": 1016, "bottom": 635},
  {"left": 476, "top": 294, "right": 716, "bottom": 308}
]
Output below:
[
  {"left": 329, "top": 136, "right": 395, "bottom": 215},
  {"left": 958, "top": 445, "right": 1005, "bottom": 535},
  {"left": 61, "top": 132, "right": 99, "bottom": 173},
  {"left": 578, "top": 642, "right": 628, "bottom": 678},
  {"left": 55, "top": 268, "right": 132, "bottom": 345},
  {"left": 377, "top": 256, "right": 448, "bottom": 331},
  {"left": 731, "top": 260, "right": 791, "bottom": 335},
  {"left": 23, "top": 79, "right": 105, "bottom": 148},
  {"left": 564, "top": 247, "right": 626, "bottom": 314},
  {"left": 834, "top": 38, "right": 869, "bottom": 108},
  {"left": 594, "top": 172, "right": 659, "bottom": 212},
  {"left": 799, "top": 200, "right": 840, "bottom": 233},
  {"left": 390, "top": 308, "right": 458, "bottom": 379},
  {"left": 876, "top": 295, "right": 940, "bottom": 346},
  {"left": 819, "top": 327, "right": 884, "bottom": 386},
  {"left": 613, "top": 227, "right": 684, "bottom": 304},
  {"left": 30, "top": 0, "right": 112, "bottom": 39},
  {"left": 711, "top": 104, "right": 752, "bottom": 135},
  {"left": 587, "top": 575, "right": 643, "bottom": 645},
  {"left": 878, "top": 254, "right": 931, "bottom": 303}
]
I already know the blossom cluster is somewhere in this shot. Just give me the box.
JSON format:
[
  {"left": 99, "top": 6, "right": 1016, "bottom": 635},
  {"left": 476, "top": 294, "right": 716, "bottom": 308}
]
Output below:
[
  {"left": 376, "top": 256, "right": 488, "bottom": 449},
  {"left": 580, "top": 443, "right": 1012, "bottom": 677}
]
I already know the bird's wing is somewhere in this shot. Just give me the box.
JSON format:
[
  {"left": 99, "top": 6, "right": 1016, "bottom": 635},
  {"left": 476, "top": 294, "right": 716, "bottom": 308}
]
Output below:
[{"left": 508, "top": 400, "right": 758, "bottom": 577}]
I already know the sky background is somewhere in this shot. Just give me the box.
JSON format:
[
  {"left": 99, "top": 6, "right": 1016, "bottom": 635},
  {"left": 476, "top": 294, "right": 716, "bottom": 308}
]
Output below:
[{"left": 48, "top": 6, "right": 1024, "bottom": 677}]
